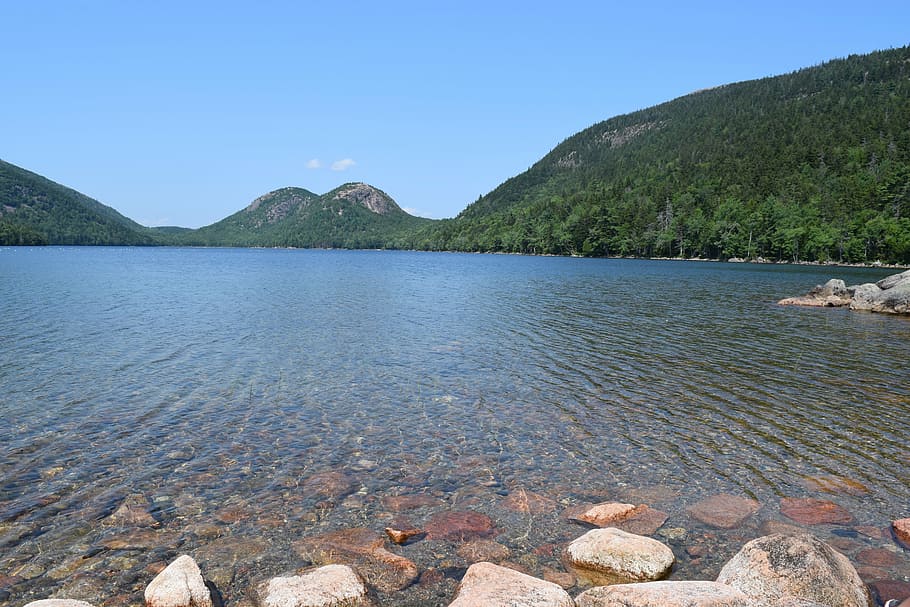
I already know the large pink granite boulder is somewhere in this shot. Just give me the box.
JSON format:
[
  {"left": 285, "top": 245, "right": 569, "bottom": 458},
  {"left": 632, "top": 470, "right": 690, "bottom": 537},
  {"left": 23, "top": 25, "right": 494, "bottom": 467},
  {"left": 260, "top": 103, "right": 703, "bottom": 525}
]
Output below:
[
  {"left": 716, "top": 533, "right": 873, "bottom": 607},
  {"left": 447, "top": 562, "right": 574, "bottom": 607}
]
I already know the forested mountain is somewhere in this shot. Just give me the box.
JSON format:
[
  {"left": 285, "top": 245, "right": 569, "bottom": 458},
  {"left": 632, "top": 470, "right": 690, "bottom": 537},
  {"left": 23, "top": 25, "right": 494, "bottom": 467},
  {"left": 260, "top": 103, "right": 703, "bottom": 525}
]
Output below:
[
  {"left": 0, "top": 160, "right": 429, "bottom": 249},
  {"left": 4, "top": 46, "right": 909, "bottom": 261},
  {"left": 0, "top": 160, "right": 157, "bottom": 246},
  {"left": 412, "top": 46, "right": 910, "bottom": 263},
  {"left": 175, "top": 182, "right": 433, "bottom": 248}
]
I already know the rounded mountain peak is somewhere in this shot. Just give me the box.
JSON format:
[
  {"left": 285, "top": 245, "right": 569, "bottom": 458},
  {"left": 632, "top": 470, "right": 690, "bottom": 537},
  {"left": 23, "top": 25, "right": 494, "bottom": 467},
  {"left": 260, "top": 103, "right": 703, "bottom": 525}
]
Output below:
[{"left": 331, "top": 183, "right": 400, "bottom": 215}]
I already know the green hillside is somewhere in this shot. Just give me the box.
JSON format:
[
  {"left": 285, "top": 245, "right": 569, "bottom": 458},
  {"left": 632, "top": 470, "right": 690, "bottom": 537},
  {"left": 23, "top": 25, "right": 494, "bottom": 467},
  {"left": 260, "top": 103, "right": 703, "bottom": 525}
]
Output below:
[
  {"left": 0, "top": 159, "right": 157, "bottom": 246},
  {"left": 176, "top": 182, "right": 433, "bottom": 248},
  {"left": 414, "top": 46, "right": 910, "bottom": 263}
]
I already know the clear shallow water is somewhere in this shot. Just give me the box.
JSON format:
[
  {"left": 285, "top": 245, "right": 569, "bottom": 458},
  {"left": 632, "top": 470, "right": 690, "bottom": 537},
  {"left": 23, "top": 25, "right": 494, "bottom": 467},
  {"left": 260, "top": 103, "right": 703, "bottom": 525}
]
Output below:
[{"left": 1, "top": 248, "right": 908, "bottom": 605}]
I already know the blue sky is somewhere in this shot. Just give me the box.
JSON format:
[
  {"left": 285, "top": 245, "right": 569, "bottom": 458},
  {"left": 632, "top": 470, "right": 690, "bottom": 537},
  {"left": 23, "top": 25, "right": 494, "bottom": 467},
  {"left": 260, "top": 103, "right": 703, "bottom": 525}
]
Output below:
[{"left": 2, "top": 1, "right": 909, "bottom": 227}]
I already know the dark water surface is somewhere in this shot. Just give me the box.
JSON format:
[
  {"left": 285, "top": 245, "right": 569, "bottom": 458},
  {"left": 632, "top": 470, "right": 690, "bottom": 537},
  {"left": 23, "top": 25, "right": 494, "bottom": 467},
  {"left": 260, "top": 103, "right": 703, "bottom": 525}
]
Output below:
[{"left": 1, "top": 248, "right": 908, "bottom": 605}]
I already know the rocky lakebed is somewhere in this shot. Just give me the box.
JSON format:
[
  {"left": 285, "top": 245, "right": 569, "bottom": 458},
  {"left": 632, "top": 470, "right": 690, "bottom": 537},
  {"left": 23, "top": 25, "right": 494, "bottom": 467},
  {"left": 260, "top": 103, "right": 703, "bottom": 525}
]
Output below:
[{"left": 4, "top": 484, "right": 910, "bottom": 607}]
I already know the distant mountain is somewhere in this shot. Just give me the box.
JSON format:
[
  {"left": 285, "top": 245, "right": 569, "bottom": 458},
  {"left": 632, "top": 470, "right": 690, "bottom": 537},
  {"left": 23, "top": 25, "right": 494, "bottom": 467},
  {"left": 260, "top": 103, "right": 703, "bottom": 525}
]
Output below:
[
  {"left": 0, "top": 159, "right": 431, "bottom": 249},
  {"left": 416, "top": 45, "right": 910, "bottom": 264},
  {"left": 0, "top": 159, "right": 157, "bottom": 246},
  {"left": 7, "top": 45, "right": 909, "bottom": 261},
  {"left": 176, "top": 182, "right": 433, "bottom": 248}
]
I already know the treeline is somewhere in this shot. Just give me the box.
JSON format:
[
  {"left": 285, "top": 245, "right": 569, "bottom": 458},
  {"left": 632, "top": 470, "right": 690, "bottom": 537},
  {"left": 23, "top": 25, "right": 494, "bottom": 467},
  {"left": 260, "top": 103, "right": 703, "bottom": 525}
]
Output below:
[
  {"left": 3, "top": 46, "right": 909, "bottom": 261},
  {"left": 0, "top": 220, "right": 48, "bottom": 245},
  {"left": 406, "top": 46, "right": 910, "bottom": 264}
]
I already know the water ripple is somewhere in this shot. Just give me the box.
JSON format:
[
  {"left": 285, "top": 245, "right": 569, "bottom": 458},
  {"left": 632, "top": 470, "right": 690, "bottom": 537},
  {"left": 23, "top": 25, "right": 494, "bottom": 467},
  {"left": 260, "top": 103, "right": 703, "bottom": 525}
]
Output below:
[{"left": 1, "top": 249, "right": 908, "bottom": 604}]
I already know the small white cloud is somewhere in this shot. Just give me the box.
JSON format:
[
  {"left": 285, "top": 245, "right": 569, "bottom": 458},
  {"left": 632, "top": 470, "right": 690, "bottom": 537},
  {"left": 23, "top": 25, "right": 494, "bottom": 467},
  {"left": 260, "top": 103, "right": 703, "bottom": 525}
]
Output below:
[
  {"left": 306, "top": 158, "right": 323, "bottom": 169},
  {"left": 331, "top": 158, "right": 357, "bottom": 171}
]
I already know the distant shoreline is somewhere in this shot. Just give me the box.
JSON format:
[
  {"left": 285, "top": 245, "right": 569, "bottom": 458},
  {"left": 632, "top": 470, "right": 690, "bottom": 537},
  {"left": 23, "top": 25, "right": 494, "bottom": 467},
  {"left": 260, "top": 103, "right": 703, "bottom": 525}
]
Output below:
[{"left": 4, "top": 244, "right": 908, "bottom": 270}]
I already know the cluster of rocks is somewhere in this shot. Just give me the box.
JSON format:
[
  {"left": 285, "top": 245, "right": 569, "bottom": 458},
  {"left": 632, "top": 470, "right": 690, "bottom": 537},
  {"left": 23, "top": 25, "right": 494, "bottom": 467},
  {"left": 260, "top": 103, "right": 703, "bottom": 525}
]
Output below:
[
  {"left": 778, "top": 269, "right": 910, "bottom": 314},
  {"left": 21, "top": 511, "right": 910, "bottom": 607}
]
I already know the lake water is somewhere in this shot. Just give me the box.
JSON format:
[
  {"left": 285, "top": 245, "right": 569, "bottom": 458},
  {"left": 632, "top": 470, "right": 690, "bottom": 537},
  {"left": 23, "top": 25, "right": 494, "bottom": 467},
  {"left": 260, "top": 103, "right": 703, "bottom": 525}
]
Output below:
[{"left": 1, "top": 247, "right": 908, "bottom": 606}]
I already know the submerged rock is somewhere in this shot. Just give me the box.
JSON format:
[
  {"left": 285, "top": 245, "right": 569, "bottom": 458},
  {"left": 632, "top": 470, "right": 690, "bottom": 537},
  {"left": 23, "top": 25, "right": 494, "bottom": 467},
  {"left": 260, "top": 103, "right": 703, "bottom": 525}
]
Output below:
[
  {"left": 892, "top": 518, "right": 910, "bottom": 548},
  {"left": 424, "top": 511, "right": 497, "bottom": 542},
  {"left": 255, "top": 565, "right": 372, "bottom": 607},
  {"left": 563, "top": 502, "right": 643, "bottom": 528},
  {"left": 300, "top": 471, "right": 358, "bottom": 500},
  {"left": 687, "top": 494, "right": 761, "bottom": 529},
  {"left": 145, "top": 555, "right": 213, "bottom": 607},
  {"left": 563, "top": 527, "right": 674, "bottom": 586},
  {"left": 24, "top": 601, "right": 98, "bottom": 607},
  {"left": 456, "top": 539, "right": 511, "bottom": 563},
  {"left": 612, "top": 505, "right": 669, "bottom": 536},
  {"left": 575, "top": 580, "right": 750, "bottom": 607},
  {"left": 447, "top": 562, "right": 574, "bottom": 607},
  {"left": 105, "top": 494, "right": 159, "bottom": 528},
  {"left": 779, "top": 498, "right": 853, "bottom": 525},
  {"left": 868, "top": 579, "right": 910, "bottom": 606},
  {"left": 501, "top": 488, "right": 559, "bottom": 514},
  {"left": 293, "top": 528, "right": 418, "bottom": 592},
  {"left": 716, "top": 533, "right": 873, "bottom": 607},
  {"left": 801, "top": 475, "right": 871, "bottom": 496},
  {"left": 856, "top": 548, "right": 898, "bottom": 567}
]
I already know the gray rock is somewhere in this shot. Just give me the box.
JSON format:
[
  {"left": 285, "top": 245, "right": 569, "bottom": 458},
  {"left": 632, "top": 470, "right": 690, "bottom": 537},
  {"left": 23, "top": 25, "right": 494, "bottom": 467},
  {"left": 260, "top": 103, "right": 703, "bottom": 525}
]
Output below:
[
  {"left": 255, "top": 565, "right": 372, "bottom": 607},
  {"left": 850, "top": 277, "right": 910, "bottom": 314},
  {"left": 575, "top": 581, "right": 750, "bottom": 607},
  {"left": 563, "top": 527, "right": 674, "bottom": 586},
  {"left": 876, "top": 269, "right": 910, "bottom": 290},
  {"left": 785, "top": 270, "right": 910, "bottom": 314},
  {"left": 145, "top": 555, "right": 213, "bottom": 607},
  {"left": 848, "top": 283, "right": 881, "bottom": 310},
  {"left": 447, "top": 562, "right": 574, "bottom": 607},
  {"left": 813, "top": 279, "right": 848, "bottom": 298},
  {"left": 873, "top": 277, "right": 910, "bottom": 313},
  {"left": 716, "top": 533, "right": 873, "bottom": 607}
]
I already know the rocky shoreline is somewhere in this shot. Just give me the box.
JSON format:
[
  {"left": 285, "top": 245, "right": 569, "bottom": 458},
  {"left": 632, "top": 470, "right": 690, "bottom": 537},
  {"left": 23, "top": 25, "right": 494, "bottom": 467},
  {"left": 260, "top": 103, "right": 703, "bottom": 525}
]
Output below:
[
  {"left": 12, "top": 502, "right": 910, "bottom": 607},
  {"left": 778, "top": 270, "right": 910, "bottom": 314}
]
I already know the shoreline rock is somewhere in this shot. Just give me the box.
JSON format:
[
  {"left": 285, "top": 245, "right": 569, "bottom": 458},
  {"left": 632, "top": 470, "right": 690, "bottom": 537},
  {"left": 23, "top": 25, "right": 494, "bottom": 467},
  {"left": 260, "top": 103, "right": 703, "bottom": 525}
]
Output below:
[
  {"left": 576, "top": 580, "right": 750, "bottom": 607},
  {"left": 563, "top": 527, "right": 675, "bottom": 586},
  {"left": 778, "top": 270, "right": 910, "bottom": 314},
  {"left": 144, "top": 555, "right": 213, "bottom": 607},
  {"left": 255, "top": 565, "right": 373, "bottom": 607},
  {"left": 447, "top": 562, "right": 574, "bottom": 607},
  {"left": 293, "top": 528, "right": 419, "bottom": 593},
  {"left": 717, "top": 533, "right": 873, "bottom": 607},
  {"left": 17, "top": 525, "right": 898, "bottom": 607}
]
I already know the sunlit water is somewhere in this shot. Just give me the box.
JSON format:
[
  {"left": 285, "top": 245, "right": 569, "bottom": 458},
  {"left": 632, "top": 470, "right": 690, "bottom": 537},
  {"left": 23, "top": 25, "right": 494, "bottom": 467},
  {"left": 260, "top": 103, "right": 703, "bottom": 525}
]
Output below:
[{"left": 1, "top": 248, "right": 908, "bottom": 605}]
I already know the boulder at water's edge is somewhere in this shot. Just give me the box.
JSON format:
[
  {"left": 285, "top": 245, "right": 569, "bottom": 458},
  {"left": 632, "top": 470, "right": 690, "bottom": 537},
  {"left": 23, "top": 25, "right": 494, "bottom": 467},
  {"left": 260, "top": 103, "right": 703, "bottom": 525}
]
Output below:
[
  {"left": 145, "top": 555, "right": 213, "bottom": 607},
  {"left": 716, "top": 533, "right": 873, "bottom": 607},
  {"left": 255, "top": 565, "right": 373, "bottom": 607},
  {"left": 447, "top": 562, "right": 574, "bottom": 607},
  {"left": 575, "top": 580, "right": 750, "bottom": 607},
  {"left": 563, "top": 527, "right": 675, "bottom": 586}
]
